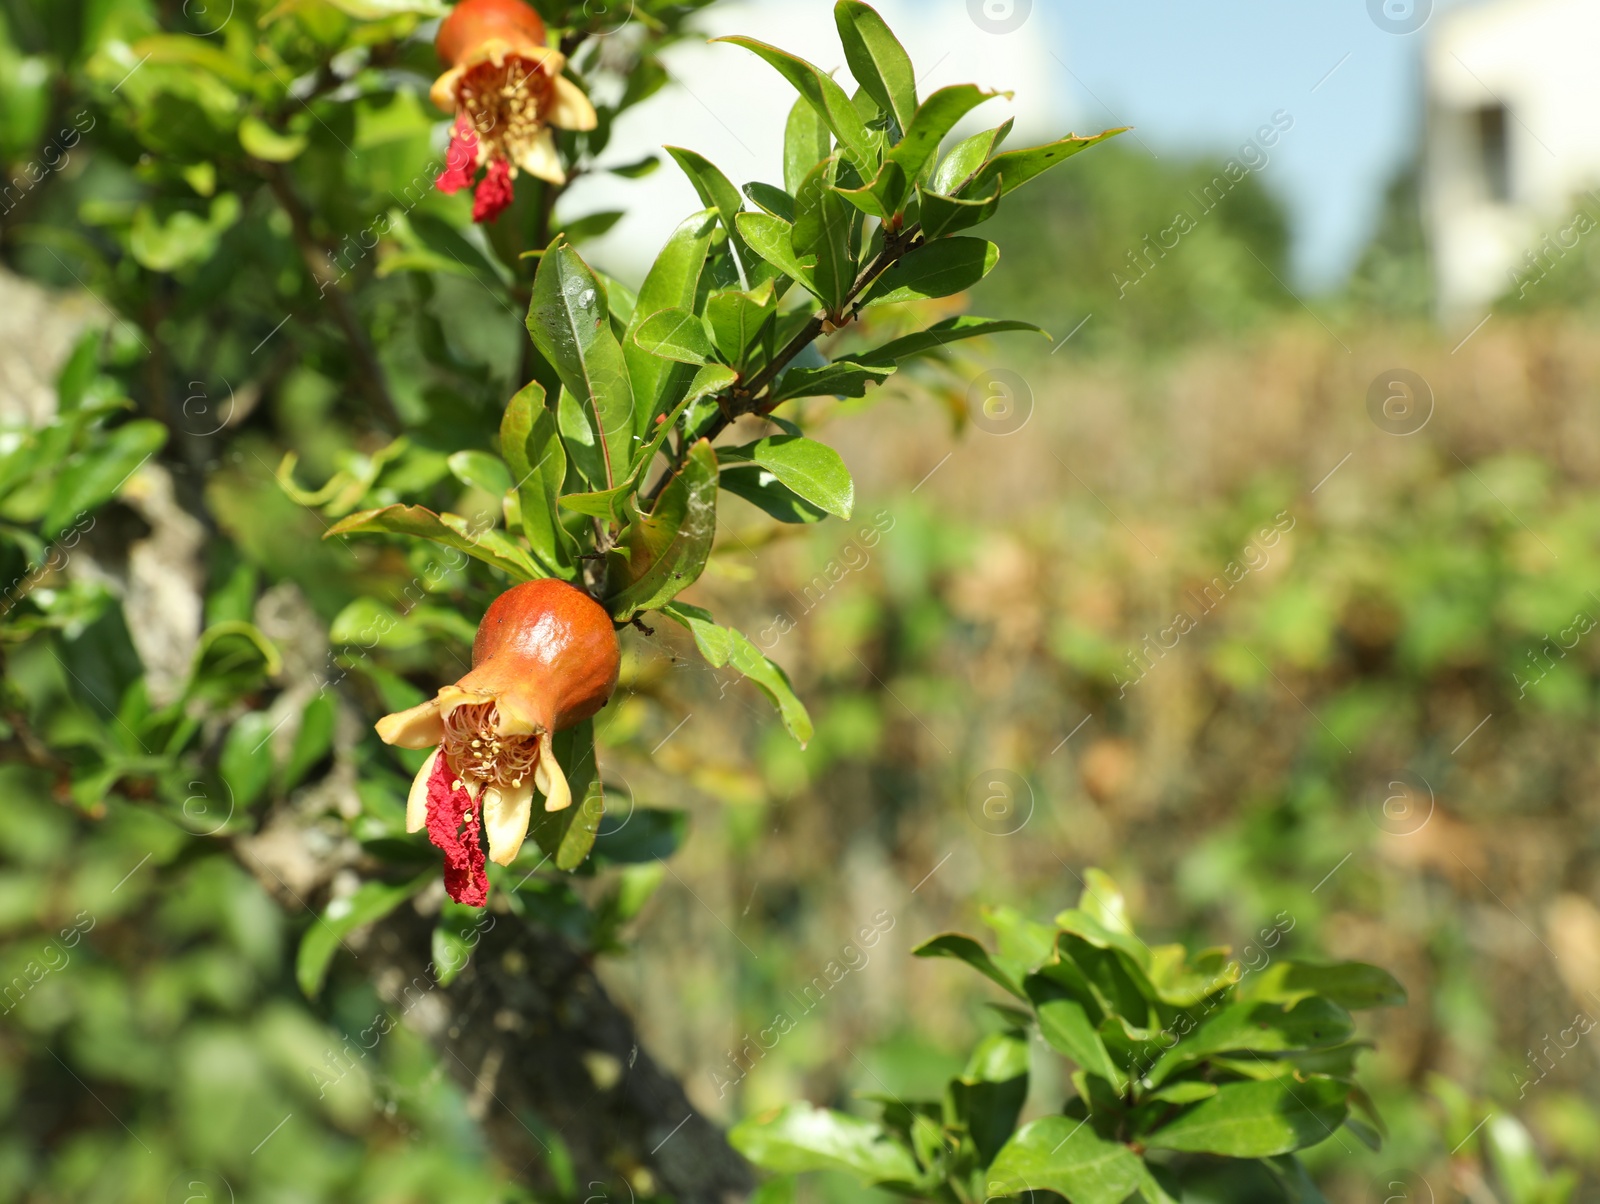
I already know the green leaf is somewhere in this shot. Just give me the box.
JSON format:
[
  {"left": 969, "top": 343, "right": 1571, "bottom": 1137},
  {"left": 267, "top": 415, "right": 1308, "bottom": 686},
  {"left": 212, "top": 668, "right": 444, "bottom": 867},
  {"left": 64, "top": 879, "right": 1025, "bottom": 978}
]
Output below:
[
  {"left": 730, "top": 1102, "right": 923, "bottom": 1187},
  {"left": 832, "top": 160, "right": 907, "bottom": 221},
  {"left": 1144, "top": 998, "right": 1355, "bottom": 1088},
  {"left": 731, "top": 435, "right": 853, "bottom": 519},
  {"left": 626, "top": 210, "right": 717, "bottom": 433},
  {"left": 632, "top": 307, "right": 715, "bottom": 366},
  {"left": 632, "top": 363, "right": 739, "bottom": 478},
  {"left": 964, "top": 127, "right": 1126, "bottom": 199},
  {"left": 500, "top": 381, "right": 573, "bottom": 574},
  {"left": 1237, "top": 961, "right": 1409, "bottom": 1011},
  {"left": 557, "top": 210, "right": 625, "bottom": 244},
  {"left": 912, "top": 932, "right": 1025, "bottom": 1000},
  {"left": 1024, "top": 972, "right": 1123, "bottom": 1089},
  {"left": 714, "top": 37, "right": 876, "bottom": 172},
  {"left": 861, "top": 237, "right": 999, "bottom": 306},
  {"left": 847, "top": 316, "right": 1043, "bottom": 363},
  {"left": 918, "top": 179, "right": 1001, "bottom": 238},
  {"left": 835, "top": 1, "right": 917, "bottom": 131},
  {"left": 1144, "top": 1076, "right": 1350, "bottom": 1158},
  {"left": 986, "top": 1116, "right": 1153, "bottom": 1204},
  {"left": 664, "top": 602, "right": 814, "bottom": 745},
  {"left": 239, "top": 115, "right": 307, "bottom": 162},
  {"left": 743, "top": 181, "right": 796, "bottom": 223},
  {"left": 890, "top": 85, "right": 1003, "bottom": 181},
  {"left": 220, "top": 711, "right": 278, "bottom": 811},
  {"left": 44, "top": 419, "right": 166, "bottom": 537},
  {"left": 128, "top": 193, "right": 240, "bottom": 272},
  {"left": 664, "top": 147, "right": 762, "bottom": 285},
  {"left": 951, "top": 1031, "right": 1029, "bottom": 1166},
  {"left": 718, "top": 466, "right": 830, "bottom": 525},
  {"left": 783, "top": 94, "right": 831, "bottom": 194},
  {"left": 606, "top": 439, "right": 718, "bottom": 620},
  {"left": 296, "top": 875, "right": 429, "bottom": 997},
  {"left": 931, "top": 120, "right": 1013, "bottom": 194},
  {"left": 772, "top": 359, "right": 894, "bottom": 403},
  {"left": 326, "top": 504, "right": 538, "bottom": 580},
  {"left": 447, "top": 449, "right": 512, "bottom": 497},
  {"left": 527, "top": 240, "right": 636, "bottom": 489},
  {"left": 527, "top": 720, "right": 605, "bottom": 870},
  {"left": 705, "top": 281, "right": 777, "bottom": 366},
  {"left": 735, "top": 211, "right": 817, "bottom": 294},
  {"left": 282, "top": 691, "right": 335, "bottom": 792},
  {"left": 792, "top": 160, "right": 855, "bottom": 315}
]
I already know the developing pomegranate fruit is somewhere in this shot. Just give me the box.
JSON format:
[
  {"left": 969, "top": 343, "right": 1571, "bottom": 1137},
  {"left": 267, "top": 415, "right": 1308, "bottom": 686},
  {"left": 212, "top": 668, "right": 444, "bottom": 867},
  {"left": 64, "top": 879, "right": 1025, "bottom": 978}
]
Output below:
[{"left": 377, "top": 578, "right": 620, "bottom": 905}]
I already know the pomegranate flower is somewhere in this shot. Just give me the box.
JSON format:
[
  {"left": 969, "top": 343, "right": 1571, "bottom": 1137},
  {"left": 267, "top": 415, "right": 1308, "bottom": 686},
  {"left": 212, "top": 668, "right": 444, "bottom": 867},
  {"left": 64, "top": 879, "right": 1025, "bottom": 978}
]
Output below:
[
  {"left": 377, "top": 579, "right": 620, "bottom": 904},
  {"left": 429, "top": 0, "right": 598, "bottom": 223}
]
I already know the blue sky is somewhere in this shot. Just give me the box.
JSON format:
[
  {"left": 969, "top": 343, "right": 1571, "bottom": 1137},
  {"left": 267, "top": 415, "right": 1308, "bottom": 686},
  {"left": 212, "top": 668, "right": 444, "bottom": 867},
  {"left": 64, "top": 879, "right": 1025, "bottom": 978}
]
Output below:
[{"left": 575, "top": 0, "right": 1480, "bottom": 291}]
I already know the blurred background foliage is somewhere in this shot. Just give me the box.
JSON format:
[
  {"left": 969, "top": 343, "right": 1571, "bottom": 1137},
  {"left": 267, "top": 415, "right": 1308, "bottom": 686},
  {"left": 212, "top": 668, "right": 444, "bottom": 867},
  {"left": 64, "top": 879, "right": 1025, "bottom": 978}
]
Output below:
[{"left": 3, "top": 0, "right": 1600, "bottom": 1201}]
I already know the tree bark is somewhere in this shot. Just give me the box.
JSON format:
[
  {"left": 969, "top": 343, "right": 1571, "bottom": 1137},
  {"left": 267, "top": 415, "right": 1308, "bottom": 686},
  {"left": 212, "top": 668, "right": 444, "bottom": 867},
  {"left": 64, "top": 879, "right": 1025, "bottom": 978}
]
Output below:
[{"left": 365, "top": 901, "right": 754, "bottom": 1203}]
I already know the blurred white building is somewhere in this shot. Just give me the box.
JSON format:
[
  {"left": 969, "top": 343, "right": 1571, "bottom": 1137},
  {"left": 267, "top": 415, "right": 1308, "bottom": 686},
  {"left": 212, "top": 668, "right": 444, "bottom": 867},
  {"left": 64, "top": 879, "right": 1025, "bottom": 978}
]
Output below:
[{"left": 1423, "top": 0, "right": 1600, "bottom": 317}]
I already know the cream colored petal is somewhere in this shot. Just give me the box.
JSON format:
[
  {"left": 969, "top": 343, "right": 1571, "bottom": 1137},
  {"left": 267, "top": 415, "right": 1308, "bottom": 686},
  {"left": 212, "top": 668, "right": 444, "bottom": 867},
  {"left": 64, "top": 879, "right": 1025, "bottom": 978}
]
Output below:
[
  {"left": 516, "top": 127, "right": 566, "bottom": 185},
  {"left": 483, "top": 778, "right": 536, "bottom": 865},
  {"left": 429, "top": 65, "right": 466, "bottom": 114},
  {"left": 405, "top": 746, "right": 441, "bottom": 833},
  {"left": 376, "top": 699, "right": 445, "bottom": 749},
  {"left": 493, "top": 694, "right": 540, "bottom": 738},
  {"left": 547, "top": 74, "right": 597, "bottom": 132},
  {"left": 434, "top": 685, "right": 497, "bottom": 723},
  {"left": 539, "top": 733, "right": 572, "bottom": 812}
]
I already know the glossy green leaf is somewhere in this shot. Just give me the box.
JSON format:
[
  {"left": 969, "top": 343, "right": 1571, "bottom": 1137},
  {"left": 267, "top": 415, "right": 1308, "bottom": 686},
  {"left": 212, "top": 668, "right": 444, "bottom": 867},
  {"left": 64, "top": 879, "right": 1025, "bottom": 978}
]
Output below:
[
  {"left": 664, "top": 602, "right": 814, "bottom": 745},
  {"left": 325, "top": 504, "right": 538, "bottom": 580},
  {"left": 890, "top": 85, "right": 1003, "bottom": 182},
  {"left": 718, "top": 466, "right": 830, "bottom": 525},
  {"left": 705, "top": 281, "right": 777, "bottom": 365},
  {"left": 632, "top": 307, "right": 715, "bottom": 366},
  {"left": 742, "top": 181, "right": 796, "bottom": 223},
  {"left": 728, "top": 435, "right": 853, "bottom": 519},
  {"left": 792, "top": 160, "right": 855, "bottom": 314},
  {"left": 296, "top": 875, "right": 430, "bottom": 997},
  {"left": 861, "top": 237, "right": 999, "bottom": 306},
  {"left": 783, "top": 94, "right": 831, "bottom": 194},
  {"left": 714, "top": 37, "right": 876, "bottom": 171},
  {"left": 964, "top": 127, "right": 1126, "bottom": 199},
  {"left": 1024, "top": 972, "right": 1123, "bottom": 1088},
  {"left": 606, "top": 439, "right": 718, "bottom": 620},
  {"left": 918, "top": 179, "right": 1001, "bottom": 237},
  {"left": 500, "top": 381, "right": 573, "bottom": 574},
  {"left": 735, "top": 211, "right": 817, "bottom": 294},
  {"left": 912, "top": 932, "right": 1025, "bottom": 1000},
  {"left": 1144, "top": 1076, "right": 1350, "bottom": 1157},
  {"left": 626, "top": 210, "right": 717, "bottom": 433},
  {"left": 986, "top": 1116, "right": 1154, "bottom": 1204},
  {"left": 527, "top": 241, "right": 636, "bottom": 489},
  {"left": 846, "top": 316, "right": 1043, "bottom": 363},
  {"left": 592, "top": 807, "right": 688, "bottom": 866},
  {"left": 772, "top": 359, "right": 894, "bottom": 403},
  {"left": 835, "top": 1, "right": 917, "bottom": 131},
  {"left": 730, "top": 1102, "right": 923, "bottom": 1187},
  {"left": 931, "top": 119, "right": 1013, "bottom": 194},
  {"left": 632, "top": 363, "right": 739, "bottom": 478},
  {"left": 1145, "top": 997, "right": 1354, "bottom": 1088}
]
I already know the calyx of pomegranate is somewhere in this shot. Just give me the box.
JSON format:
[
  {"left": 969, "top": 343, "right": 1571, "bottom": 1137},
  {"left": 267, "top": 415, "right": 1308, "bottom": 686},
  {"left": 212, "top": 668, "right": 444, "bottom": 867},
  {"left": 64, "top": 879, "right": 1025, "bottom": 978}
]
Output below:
[{"left": 376, "top": 579, "right": 620, "bottom": 901}]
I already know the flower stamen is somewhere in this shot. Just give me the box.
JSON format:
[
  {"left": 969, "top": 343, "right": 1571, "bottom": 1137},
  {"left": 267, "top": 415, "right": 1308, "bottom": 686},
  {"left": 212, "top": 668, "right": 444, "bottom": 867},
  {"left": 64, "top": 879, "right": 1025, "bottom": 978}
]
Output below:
[{"left": 442, "top": 700, "right": 541, "bottom": 789}]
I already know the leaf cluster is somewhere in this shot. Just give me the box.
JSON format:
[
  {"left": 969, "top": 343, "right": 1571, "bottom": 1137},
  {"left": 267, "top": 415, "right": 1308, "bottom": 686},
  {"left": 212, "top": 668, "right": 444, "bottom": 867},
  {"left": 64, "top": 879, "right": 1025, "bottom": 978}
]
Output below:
[{"left": 733, "top": 870, "right": 1406, "bottom": 1203}]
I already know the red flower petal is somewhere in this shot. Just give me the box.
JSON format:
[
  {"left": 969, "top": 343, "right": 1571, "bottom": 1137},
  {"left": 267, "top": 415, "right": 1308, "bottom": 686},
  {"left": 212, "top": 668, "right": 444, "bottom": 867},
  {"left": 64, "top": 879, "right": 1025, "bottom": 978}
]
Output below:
[
  {"left": 472, "top": 157, "right": 515, "bottom": 224},
  {"left": 436, "top": 116, "right": 480, "bottom": 195},
  {"left": 424, "top": 752, "right": 488, "bottom": 907}
]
